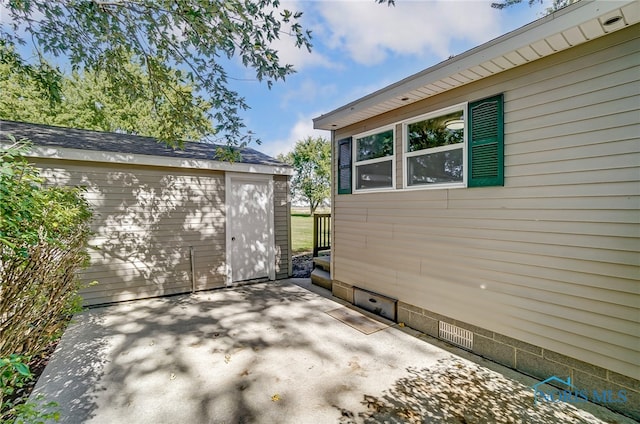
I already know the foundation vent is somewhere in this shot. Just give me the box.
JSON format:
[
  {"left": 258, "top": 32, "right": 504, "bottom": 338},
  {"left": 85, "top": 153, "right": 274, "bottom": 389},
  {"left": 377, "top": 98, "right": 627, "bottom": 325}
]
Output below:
[{"left": 439, "top": 321, "right": 473, "bottom": 350}]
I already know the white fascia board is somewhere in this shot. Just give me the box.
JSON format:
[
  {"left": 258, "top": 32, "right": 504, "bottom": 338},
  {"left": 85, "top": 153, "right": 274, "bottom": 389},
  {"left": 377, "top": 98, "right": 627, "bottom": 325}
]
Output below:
[
  {"left": 313, "top": 0, "right": 633, "bottom": 130},
  {"left": 23, "top": 145, "right": 294, "bottom": 176}
]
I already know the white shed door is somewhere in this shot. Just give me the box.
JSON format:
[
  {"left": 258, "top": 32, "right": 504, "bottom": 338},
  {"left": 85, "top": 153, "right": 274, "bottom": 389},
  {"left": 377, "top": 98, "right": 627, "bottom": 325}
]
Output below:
[{"left": 228, "top": 176, "right": 274, "bottom": 283}]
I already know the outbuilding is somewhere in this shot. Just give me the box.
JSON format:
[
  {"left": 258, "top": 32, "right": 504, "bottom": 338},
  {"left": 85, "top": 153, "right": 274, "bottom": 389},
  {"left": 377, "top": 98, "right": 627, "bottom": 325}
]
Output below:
[
  {"left": 314, "top": 0, "right": 639, "bottom": 419},
  {"left": 1, "top": 120, "right": 292, "bottom": 306}
]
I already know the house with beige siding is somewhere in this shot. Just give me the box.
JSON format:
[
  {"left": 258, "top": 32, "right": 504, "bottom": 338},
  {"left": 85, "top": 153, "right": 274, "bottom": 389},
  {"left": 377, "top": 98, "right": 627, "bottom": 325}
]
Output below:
[
  {"left": 314, "top": 0, "right": 639, "bottom": 419},
  {"left": 0, "top": 120, "right": 292, "bottom": 306}
]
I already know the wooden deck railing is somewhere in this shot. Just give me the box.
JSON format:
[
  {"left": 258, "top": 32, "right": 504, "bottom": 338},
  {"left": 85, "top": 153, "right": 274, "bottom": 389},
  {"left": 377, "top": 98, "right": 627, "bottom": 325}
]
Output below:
[{"left": 312, "top": 213, "right": 331, "bottom": 257}]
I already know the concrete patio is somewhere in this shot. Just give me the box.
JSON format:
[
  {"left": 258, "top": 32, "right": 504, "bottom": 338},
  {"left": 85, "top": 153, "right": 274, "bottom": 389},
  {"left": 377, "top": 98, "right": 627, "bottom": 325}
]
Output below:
[{"left": 31, "top": 279, "right": 636, "bottom": 423}]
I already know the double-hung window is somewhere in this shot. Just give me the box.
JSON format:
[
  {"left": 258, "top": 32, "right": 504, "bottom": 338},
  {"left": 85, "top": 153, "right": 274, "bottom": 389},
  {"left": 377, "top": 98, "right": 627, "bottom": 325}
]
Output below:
[
  {"left": 353, "top": 126, "right": 395, "bottom": 191},
  {"left": 404, "top": 104, "right": 466, "bottom": 189},
  {"left": 336, "top": 94, "right": 503, "bottom": 195}
]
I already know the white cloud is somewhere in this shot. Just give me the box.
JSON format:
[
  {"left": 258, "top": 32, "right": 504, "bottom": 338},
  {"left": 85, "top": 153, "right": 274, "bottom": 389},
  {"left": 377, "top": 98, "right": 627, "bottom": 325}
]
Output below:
[
  {"left": 269, "top": 28, "right": 337, "bottom": 71},
  {"left": 314, "top": 0, "right": 503, "bottom": 65},
  {"left": 271, "top": 27, "right": 338, "bottom": 71},
  {"left": 260, "top": 113, "right": 330, "bottom": 157},
  {"left": 263, "top": 0, "right": 341, "bottom": 71}
]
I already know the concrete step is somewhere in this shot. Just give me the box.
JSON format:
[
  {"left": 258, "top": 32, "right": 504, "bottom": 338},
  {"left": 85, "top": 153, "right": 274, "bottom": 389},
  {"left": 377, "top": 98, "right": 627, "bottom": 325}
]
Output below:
[
  {"left": 311, "top": 268, "right": 332, "bottom": 291},
  {"left": 313, "top": 255, "right": 331, "bottom": 272}
]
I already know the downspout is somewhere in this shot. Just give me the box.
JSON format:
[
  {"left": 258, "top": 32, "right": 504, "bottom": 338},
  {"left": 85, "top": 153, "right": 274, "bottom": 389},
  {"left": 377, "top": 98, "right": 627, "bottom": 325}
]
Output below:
[
  {"left": 190, "top": 246, "right": 196, "bottom": 293},
  {"left": 330, "top": 129, "right": 336, "bottom": 281}
]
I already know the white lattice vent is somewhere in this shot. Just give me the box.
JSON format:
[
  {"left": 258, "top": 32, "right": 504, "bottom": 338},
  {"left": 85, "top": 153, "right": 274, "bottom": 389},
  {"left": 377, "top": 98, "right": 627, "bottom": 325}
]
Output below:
[{"left": 439, "top": 321, "right": 473, "bottom": 350}]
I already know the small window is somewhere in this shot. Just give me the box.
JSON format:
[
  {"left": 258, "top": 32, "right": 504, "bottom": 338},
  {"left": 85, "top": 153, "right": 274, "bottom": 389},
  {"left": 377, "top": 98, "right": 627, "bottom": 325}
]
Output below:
[
  {"left": 404, "top": 105, "right": 466, "bottom": 188},
  {"left": 354, "top": 127, "right": 395, "bottom": 191}
]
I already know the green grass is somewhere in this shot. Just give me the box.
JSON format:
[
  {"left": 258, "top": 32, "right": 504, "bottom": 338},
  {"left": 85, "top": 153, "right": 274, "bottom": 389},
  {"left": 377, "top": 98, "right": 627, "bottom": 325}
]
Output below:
[{"left": 291, "top": 213, "right": 313, "bottom": 254}]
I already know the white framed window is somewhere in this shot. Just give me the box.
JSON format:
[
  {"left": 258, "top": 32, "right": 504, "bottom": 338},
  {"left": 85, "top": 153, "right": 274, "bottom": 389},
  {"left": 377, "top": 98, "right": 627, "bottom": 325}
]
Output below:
[
  {"left": 403, "top": 103, "right": 467, "bottom": 189},
  {"left": 353, "top": 126, "right": 395, "bottom": 192},
  {"left": 336, "top": 94, "right": 503, "bottom": 195}
]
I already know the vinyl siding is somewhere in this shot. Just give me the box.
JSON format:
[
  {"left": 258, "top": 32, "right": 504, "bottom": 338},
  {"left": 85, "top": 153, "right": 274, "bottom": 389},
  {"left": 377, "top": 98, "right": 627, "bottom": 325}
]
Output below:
[
  {"left": 332, "top": 24, "right": 639, "bottom": 379},
  {"left": 274, "top": 175, "right": 291, "bottom": 279},
  {"left": 35, "top": 159, "right": 227, "bottom": 305}
]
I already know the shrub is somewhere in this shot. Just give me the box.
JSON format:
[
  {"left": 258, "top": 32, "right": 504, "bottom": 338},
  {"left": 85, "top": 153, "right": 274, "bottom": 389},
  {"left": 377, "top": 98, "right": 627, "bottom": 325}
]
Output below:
[
  {"left": 0, "top": 138, "right": 93, "bottom": 420},
  {"left": 0, "top": 355, "right": 59, "bottom": 423}
]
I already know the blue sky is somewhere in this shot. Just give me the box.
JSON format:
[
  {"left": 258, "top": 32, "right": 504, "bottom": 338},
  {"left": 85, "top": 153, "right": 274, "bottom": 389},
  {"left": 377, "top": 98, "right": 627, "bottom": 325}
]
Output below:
[{"left": 223, "top": 0, "right": 550, "bottom": 157}]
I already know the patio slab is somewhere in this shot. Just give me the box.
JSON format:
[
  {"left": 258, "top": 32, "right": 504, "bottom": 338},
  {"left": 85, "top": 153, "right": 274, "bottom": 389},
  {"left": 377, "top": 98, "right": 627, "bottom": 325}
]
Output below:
[{"left": 31, "top": 279, "right": 636, "bottom": 423}]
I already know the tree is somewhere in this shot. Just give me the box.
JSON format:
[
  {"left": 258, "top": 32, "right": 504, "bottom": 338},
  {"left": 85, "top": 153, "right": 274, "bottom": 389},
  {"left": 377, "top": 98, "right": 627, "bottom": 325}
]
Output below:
[
  {"left": 0, "top": 49, "right": 213, "bottom": 141},
  {"left": 1, "top": 0, "right": 313, "bottom": 147},
  {"left": 279, "top": 137, "right": 331, "bottom": 216}
]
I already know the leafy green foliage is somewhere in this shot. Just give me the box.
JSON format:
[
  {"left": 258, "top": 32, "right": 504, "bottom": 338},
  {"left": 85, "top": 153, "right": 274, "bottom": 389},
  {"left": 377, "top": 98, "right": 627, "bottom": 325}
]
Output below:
[
  {"left": 1, "top": 0, "right": 314, "bottom": 147},
  {"left": 0, "top": 139, "right": 90, "bottom": 421},
  {"left": 0, "top": 46, "right": 213, "bottom": 144},
  {"left": 0, "top": 355, "right": 60, "bottom": 423},
  {"left": 0, "top": 41, "right": 63, "bottom": 108},
  {"left": 0, "top": 138, "right": 93, "bottom": 358},
  {"left": 279, "top": 137, "right": 330, "bottom": 215},
  {"left": 1, "top": 355, "right": 32, "bottom": 418}
]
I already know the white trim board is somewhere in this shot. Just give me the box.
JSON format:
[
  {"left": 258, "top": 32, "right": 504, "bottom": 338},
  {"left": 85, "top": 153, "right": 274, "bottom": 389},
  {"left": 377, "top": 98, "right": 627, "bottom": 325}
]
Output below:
[{"left": 19, "top": 144, "right": 293, "bottom": 176}]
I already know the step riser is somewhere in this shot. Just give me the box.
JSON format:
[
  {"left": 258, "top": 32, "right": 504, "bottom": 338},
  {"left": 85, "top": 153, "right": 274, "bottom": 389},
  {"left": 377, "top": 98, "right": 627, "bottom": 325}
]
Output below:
[
  {"left": 311, "top": 268, "right": 332, "bottom": 291},
  {"left": 313, "top": 255, "right": 331, "bottom": 272}
]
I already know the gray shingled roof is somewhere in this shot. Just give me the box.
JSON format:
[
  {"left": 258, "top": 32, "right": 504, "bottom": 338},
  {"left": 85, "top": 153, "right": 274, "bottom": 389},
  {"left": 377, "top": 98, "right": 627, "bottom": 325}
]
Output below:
[{"left": 0, "top": 120, "right": 286, "bottom": 167}]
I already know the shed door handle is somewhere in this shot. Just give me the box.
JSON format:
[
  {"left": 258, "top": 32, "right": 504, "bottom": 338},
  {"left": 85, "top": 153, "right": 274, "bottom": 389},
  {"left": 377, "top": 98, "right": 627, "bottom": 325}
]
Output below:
[{"left": 231, "top": 237, "right": 236, "bottom": 241}]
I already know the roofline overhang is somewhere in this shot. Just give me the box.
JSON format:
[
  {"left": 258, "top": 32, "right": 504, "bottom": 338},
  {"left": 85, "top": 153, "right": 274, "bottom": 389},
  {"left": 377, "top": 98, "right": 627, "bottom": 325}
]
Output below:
[
  {"left": 2, "top": 143, "right": 294, "bottom": 176},
  {"left": 313, "top": 0, "right": 638, "bottom": 131}
]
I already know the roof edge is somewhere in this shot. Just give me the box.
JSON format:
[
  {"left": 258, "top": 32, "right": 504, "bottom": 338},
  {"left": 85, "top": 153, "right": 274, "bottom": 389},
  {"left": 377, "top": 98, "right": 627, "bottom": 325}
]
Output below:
[
  {"left": 0, "top": 143, "right": 294, "bottom": 176},
  {"left": 0, "top": 120, "right": 292, "bottom": 174}
]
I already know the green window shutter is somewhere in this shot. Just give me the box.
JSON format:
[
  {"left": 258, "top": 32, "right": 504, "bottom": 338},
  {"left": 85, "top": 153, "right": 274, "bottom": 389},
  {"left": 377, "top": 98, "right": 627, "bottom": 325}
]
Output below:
[
  {"left": 468, "top": 94, "right": 504, "bottom": 187},
  {"left": 337, "top": 137, "right": 352, "bottom": 194}
]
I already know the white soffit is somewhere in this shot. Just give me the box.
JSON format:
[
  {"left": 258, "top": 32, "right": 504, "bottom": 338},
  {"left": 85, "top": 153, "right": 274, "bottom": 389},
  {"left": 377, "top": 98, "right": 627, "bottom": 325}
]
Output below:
[{"left": 313, "top": 0, "right": 639, "bottom": 131}]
